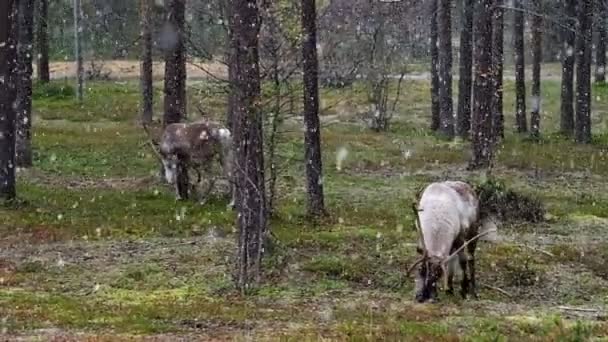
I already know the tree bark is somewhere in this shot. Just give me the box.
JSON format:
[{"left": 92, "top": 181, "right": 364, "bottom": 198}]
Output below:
[
  {"left": 430, "top": 0, "right": 440, "bottom": 131},
  {"left": 0, "top": 0, "right": 18, "bottom": 200},
  {"left": 560, "top": 0, "right": 576, "bottom": 135},
  {"left": 230, "top": 0, "right": 267, "bottom": 293},
  {"left": 73, "top": 0, "right": 83, "bottom": 102},
  {"left": 140, "top": 0, "right": 154, "bottom": 124},
  {"left": 15, "top": 0, "right": 36, "bottom": 168},
  {"left": 514, "top": 0, "right": 527, "bottom": 133},
  {"left": 530, "top": 1, "right": 543, "bottom": 139},
  {"left": 438, "top": 0, "right": 454, "bottom": 137},
  {"left": 163, "top": 0, "right": 187, "bottom": 126},
  {"left": 576, "top": 0, "right": 593, "bottom": 144},
  {"left": 457, "top": 0, "right": 474, "bottom": 139},
  {"left": 36, "top": 0, "right": 50, "bottom": 83},
  {"left": 470, "top": 0, "right": 494, "bottom": 169},
  {"left": 302, "top": 0, "right": 326, "bottom": 217},
  {"left": 596, "top": 0, "right": 607, "bottom": 83},
  {"left": 492, "top": 0, "right": 504, "bottom": 140}
]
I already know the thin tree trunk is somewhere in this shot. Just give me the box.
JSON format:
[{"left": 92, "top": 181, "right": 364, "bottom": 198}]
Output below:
[
  {"left": 430, "top": 0, "right": 440, "bottom": 131},
  {"left": 140, "top": 0, "right": 154, "bottom": 124},
  {"left": 225, "top": 3, "right": 236, "bottom": 131},
  {"left": 37, "top": 0, "right": 50, "bottom": 83},
  {"left": 438, "top": 0, "right": 454, "bottom": 137},
  {"left": 16, "top": 0, "right": 36, "bottom": 168},
  {"left": 0, "top": 0, "right": 18, "bottom": 200},
  {"left": 163, "top": 0, "right": 187, "bottom": 126},
  {"left": 560, "top": 0, "right": 576, "bottom": 135},
  {"left": 576, "top": 0, "right": 593, "bottom": 144},
  {"left": 596, "top": 0, "right": 607, "bottom": 83},
  {"left": 230, "top": 0, "right": 267, "bottom": 293},
  {"left": 457, "top": 0, "right": 474, "bottom": 139},
  {"left": 302, "top": 0, "right": 326, "bottom": 217},
  {"left": 514, "top": 0, "right": 527, "bottom": 133},
  {"left": 73, "top": 0, "right": 83, "bottom": 102},
  {"left": 492, "top": 0, "right": 504, "bottom": 140},
  {"left": 470, "top": 0, "right": 494, "bottom": 169},
  {"left": 530, "top": 1, "right": 543, "bottom": 139}
]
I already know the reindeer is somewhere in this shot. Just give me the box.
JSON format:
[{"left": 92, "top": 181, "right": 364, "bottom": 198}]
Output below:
[
  {"left": 408, "top": 181, "right": 496, "bottom": 303},
  {"left": 143, "top": 119, "right": 235, "bottom": 206}
]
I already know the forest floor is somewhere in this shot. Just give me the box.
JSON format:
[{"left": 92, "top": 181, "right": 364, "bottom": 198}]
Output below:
[{"left": 1, "top": 77, "right": 608, "bottom": 341}]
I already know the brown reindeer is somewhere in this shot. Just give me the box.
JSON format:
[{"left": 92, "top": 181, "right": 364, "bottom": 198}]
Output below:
[{"left": 144, "top": 119, "right": 234, "bottom": 206}]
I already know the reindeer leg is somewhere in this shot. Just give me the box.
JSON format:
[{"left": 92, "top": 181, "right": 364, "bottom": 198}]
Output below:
[
  {"left": 175, "top": 159, "right": 190, "bottom": 200},
  {"left": 197, "top": 166, "right": 215, "bottom": 206},
  {"left": 449, "top": 236, "right": 469, "bottom": 299}
]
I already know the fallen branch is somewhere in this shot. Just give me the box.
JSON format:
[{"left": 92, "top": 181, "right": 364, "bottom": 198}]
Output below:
[
  {"left": 558, "top": 306, "right": 602, "bottom": 313},
  {"left": 481, "top": 283, "right": 512, "bottom": 298}
]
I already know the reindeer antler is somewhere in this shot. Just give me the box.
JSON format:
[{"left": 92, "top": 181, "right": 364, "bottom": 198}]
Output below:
[
  {"left": 142, "top": 122, "right": 164, "bottom": 163},
  {"left": 442, "top": 228, "right": 498, "bottom": 265},
  {"left": 407, "top": 202, "right": 428, "bottom": 276}
]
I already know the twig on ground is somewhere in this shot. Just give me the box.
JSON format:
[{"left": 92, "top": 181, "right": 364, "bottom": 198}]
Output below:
[
  {"left": 558, "top": 306, "right": 602, "bottom": 313},
  {"left": 481, "top": 283, "right": 512, "bottom": 298}
]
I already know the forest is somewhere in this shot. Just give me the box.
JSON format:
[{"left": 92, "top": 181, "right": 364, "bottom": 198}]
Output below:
[{"left": 1, "top": 0, "right": 608, "bottom": 340}]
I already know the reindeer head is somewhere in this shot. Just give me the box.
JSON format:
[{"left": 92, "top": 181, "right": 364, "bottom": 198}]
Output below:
[{"left": 414, "top": 255, "right": 446, "bottom": 303}]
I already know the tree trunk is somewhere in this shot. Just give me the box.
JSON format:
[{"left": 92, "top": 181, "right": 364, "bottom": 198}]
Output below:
[
  {"left": 230, "top": 0, "right": 267, "bottom": 293},
  {"left": 596, "top": 0, "right": 607, "bottom": 83},
  {"left": 302, "top": 0, "right": 326, "bottom": 217},
  {"left": 514, "top": 0, "right": 527, "bottom": 133},
  {"left": 37, "top": 0, "right": 50, "bottom": 83},
  {"left": 430, "top": 0, "right": 440, "bottom": 131},
  {"left": 560, "top": 0, "right": 576, "bottom": 135},
  {"left": 530, "top": 1, "right": 543, "bottom": 139},
  {"left": 438, "top": 0, "right": 454, "bottom": 137},
  {"left": 576, "top": 0, "right": 593, "bottom": 144},
  {"left": 457, "top": 0, "right": 474, "bottom": 139},
  {"left": 492, "top": 0, "right": 504, "bottom": 140},
  {"left": 163, "top": 0, "right": 187, "bottom": 126},
  {"left": 469, "top": 0, "right": 494, "bottom": 169},
  {"left": 225, "top": 3, "right": 236, "bottom": 132},
  {"left": 140, "top": 0, "right": 154, "bottom": 124},
  {"left": 15, "top": 0, "right": 35, "bottom": 168},
  {"left": 0, "top": 0, "right": 18, "bottom": 200},
  {"left": 73, "top": 0, "right": 83, "bottom": 102}
]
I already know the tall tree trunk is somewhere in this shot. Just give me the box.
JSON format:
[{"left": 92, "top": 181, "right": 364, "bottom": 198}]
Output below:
[
  {"left": 73, "top": 0, "right": 83, "bottom": 102},
  {"left": 225, "top": 3, "right": 235, "bottom": 131},
  {"left": 514, "top": 0, "right": 527, "bottom": 133},
  {"left": 438, "top": 0, "right": 454, "bottom": 137},
  {"left": 596, "top": 0, "right": 607, "bottom": 83},
  {"left": 15, "top": 0, "right": 35, "bottom": 168},
  {"left": 230, "top": 0, "right": 267, "bottom": 293},
  {"left": 163, "top": 0, "right": 187, "bottom": 126},
  {"left": 140, "top": 0, "right": 154, "bottom": 124},
  {"left": 576, "top": 0, "right": 593, "bottom": 143},
  {"left": 470, "top": 0, "right": 494, "bottom": 169},
  {"left": 302, "top": 0, "right": 326, "bottom": 217},
  {"left": 560, "top": 0, "right": 576, "bottom": 135},
  {"left": 0, "top": 0, "right": 18, "bottom": 200},
  {"left": 457, "top": 0, "right": 474, "bottom": 139},
  {"left": 492, "top": 0, "right": 504, "bottom": 140},
  {"left": 530, "top": 1, "right": 543, "bottom": 139},
  {"left": 37, "top": 0, "right": 50, "bottom": 83},
  {"left": 430, "top": 0, "right": 440, "bottom": 131}
]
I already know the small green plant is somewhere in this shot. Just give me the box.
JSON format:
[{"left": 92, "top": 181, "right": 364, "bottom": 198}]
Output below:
[{"left": 475, "top": 178, "right": 545, "bottom": 223}]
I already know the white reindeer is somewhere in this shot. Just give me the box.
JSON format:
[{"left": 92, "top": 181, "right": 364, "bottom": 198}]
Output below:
[{"left": 408, "top": 181, "right": 496, "bottom": 303}]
